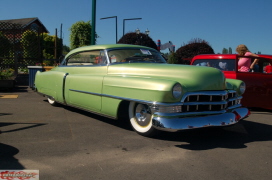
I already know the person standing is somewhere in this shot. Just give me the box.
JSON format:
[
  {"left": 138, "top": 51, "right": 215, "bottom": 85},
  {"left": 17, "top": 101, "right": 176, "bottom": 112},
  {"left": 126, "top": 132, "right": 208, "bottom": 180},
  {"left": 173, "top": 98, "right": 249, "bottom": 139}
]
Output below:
[
  {"left": 236, "top": 44, "right": 259, "bottom": 72},
  {"left": 264, "top": 62, "right": 272, "bottom": 73}
]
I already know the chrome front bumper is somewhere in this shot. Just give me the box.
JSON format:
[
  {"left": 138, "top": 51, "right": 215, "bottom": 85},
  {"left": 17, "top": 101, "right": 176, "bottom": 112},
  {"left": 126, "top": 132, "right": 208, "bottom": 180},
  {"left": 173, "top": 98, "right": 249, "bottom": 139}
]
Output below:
[{"left": 152, "top": 107, "right": 250, "bottom": 132}]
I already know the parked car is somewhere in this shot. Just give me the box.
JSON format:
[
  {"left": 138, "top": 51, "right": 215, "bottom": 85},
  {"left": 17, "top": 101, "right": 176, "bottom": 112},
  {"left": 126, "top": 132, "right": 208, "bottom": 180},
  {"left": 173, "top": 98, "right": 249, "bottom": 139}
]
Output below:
[
  {"left": 34, "top": 44, "right": 250, "bottom": 136},
  {"left": 191, "top": 54, "right": 272, "bottom": 110}
]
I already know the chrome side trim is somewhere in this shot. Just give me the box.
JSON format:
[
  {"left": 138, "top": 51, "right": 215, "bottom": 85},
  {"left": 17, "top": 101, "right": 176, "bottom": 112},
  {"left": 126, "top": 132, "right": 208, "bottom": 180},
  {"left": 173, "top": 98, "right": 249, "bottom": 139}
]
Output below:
[
  {"left": 183, "top": 101, "right": 228, "bottom": 106},
  {"left": 154, "top": 110, "right": 227, "bottom": 118},
  {"left": 69, "top": 89, "right": 169, "bottom": 106},
  {"left": 69, "top": 88, "right": 243, "bottom": 108}
]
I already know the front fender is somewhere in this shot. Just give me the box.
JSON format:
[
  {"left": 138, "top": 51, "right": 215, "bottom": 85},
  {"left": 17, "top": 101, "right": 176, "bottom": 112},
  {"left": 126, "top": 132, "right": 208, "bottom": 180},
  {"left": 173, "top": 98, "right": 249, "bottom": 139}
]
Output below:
[
  {"left": 103, "top": 75, "right": 180, "bottom": 103},
  {"left": 225, "top": 78, "right": 244, "bottom": 95}
]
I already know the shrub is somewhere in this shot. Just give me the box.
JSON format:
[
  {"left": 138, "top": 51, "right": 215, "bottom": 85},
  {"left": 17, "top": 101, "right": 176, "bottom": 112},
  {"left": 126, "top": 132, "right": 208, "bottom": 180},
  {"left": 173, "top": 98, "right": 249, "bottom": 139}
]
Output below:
[
  {"left": 176, "top": 38, "right": 214, "bottom": 64},
  {"left": 0, "top": 68, "right": 15, "bottom": 80},
  {"left": 118, "top": 32, "right": 157, "bottom": 50}
]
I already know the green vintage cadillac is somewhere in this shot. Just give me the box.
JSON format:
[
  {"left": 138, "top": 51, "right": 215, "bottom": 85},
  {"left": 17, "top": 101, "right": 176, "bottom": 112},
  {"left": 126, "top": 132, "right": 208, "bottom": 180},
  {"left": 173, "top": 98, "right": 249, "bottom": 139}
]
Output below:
[{"left": 35, "top": 44, "right": 250, "bottom": 136}]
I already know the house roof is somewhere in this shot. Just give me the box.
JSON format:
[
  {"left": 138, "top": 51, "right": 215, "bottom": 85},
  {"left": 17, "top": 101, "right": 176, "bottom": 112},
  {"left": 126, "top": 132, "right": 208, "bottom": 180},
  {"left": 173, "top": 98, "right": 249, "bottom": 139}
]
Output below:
[{"left": 0, "top": 17, "right": 49, "bottom": 33}]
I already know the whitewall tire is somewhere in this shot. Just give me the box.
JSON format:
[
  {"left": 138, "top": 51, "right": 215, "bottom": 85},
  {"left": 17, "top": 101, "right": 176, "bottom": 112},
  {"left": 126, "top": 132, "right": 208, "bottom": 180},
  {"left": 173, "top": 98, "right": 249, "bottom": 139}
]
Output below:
[
  {"left": 129, "top": 101, "right": 158, "bottom": 136},
  {"left": 48, "top": 97, "right": 57, "bottom": 106}
]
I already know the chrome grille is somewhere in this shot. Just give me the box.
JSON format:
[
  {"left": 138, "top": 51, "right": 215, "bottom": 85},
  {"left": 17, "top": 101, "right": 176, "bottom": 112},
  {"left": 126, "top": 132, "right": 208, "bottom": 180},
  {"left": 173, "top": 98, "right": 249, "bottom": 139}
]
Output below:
[
  {"left": 184, "top": 94, "right": 228, "bottom": 102},
  {"left": 181, "top": 90, "right": 239, "bottom": 112}
]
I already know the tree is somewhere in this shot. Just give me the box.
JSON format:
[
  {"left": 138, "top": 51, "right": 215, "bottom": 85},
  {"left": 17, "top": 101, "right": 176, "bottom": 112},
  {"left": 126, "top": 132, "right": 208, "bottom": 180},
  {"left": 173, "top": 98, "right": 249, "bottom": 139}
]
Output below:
[
  {"left": 222, "top": 48, "right": 228, "bottom": 54},
  {"left": 41, "top": 33, "right": 62, "bottom": 60},
  {"left": 21, "top": 30, "right": 39, "bottom": 59},
  {"left": 167, "top": 52, "right": 178, "bottom": 64},
  {"left": 176, "top": 38, "right": 214, "bottom": 64},
  {"left": 229, "top": 47, "right": 232, "bottom": 54},
  {"left": 118, "top": 32, "right": 157, "bottom": 50},
  {"left": 162, "top": 52, "right": 169, "bottom": 60},
  {"left": 0, "top": 32, "right": 11, "bottom": 58},
  {"left": 69, "top": 21, "right": 96, "bottom": 50},
  {"left": 62, "top": 45, "right": 70, "bottom": 56},
  {"left": 0, "top": 32, "right": 12, "bottom": 66},
  {"left": 20, "top": 31, "right": 63, "bottom": 65}
]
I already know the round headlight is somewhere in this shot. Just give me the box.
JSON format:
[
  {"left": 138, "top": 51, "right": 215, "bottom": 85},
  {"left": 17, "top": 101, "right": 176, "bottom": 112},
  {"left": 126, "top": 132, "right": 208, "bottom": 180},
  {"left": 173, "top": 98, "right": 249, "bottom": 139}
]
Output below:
[
  {"left": 239, "top": 82, "right": 246, "bottom": 94},
  {"left": 172, "top": 83, "right": 182, "bottom": 99}
]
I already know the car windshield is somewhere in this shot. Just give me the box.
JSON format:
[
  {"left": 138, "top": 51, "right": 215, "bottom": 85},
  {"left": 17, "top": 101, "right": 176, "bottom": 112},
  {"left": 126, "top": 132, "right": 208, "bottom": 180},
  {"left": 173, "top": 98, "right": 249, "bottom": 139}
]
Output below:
[
  {"left": 107, "top": 48, "right": 166, "bottom": 64},
  {"left": 192, "top": 59, "right": 236, "bottom": 71}
]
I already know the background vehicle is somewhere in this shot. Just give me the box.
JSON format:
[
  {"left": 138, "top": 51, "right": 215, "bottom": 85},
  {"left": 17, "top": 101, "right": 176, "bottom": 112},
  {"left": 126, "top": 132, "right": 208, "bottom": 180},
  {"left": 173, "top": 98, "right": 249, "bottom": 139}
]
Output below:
[
  {"left": 35, "top": 45, "right": 249, "bottom": 137},
  {"left": 191, "top": 54, "right": 272, "bottom": 110}
]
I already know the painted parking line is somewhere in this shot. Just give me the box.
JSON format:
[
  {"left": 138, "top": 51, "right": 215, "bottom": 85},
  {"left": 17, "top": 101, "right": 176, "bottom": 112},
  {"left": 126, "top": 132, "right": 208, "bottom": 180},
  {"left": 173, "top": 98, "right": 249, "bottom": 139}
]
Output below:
[{"left": 0, "top": 95, "right": 19, "bottom": 98}]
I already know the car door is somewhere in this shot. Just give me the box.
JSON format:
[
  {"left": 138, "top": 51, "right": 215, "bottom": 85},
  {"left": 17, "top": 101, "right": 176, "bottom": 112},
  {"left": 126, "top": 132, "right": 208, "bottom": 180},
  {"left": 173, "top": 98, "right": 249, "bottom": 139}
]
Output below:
[
  {"left": 236, "top": 58, "right": 272, "bottom": 109},
  {"left": 63, "top": 50, "right": 108, "bottom": 112}
]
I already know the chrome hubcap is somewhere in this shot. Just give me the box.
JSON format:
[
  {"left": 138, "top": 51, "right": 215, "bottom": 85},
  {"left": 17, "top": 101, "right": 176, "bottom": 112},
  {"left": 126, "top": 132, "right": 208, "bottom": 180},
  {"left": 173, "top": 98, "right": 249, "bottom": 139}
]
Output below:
[{"left": 135, "top": 104, "right": 151, "bottom": 127}]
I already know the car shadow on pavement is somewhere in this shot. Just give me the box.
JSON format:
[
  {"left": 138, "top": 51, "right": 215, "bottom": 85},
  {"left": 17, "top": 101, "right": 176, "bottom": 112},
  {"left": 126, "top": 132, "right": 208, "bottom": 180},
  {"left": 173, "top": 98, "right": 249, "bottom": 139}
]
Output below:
[
  {"left": 0, "top": 122, "right": 47, "bottom": 134},
  {"left": 56, "top": 104, "right": 272, "bottom": 150},
  {"left": 0, "top": 86, "right": 29, "bottom": 93},
  {"left": 0, "top": 113, "right": 13, "bottom": 116},
  {"left": 0, "top": 143, "right": 25, "bottom": 169},
  {"left": 62, "top": 105, "right": 133, "bottom": 131},
  {"left": 248, "top": 107, "right": 272, "bottom": 114},
  {"left": 155, "top": 119, "right": 272, "bottom": 150},
  {"left": 41, "top": 100, "right": 133, "bottom": 132}
]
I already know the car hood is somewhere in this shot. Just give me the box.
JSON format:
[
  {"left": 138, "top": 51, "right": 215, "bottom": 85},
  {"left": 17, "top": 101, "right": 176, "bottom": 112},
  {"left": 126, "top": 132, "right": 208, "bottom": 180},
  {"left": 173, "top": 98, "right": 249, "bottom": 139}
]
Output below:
[{"left": 107, "top": 63, "right": 226, "bottom": 92}]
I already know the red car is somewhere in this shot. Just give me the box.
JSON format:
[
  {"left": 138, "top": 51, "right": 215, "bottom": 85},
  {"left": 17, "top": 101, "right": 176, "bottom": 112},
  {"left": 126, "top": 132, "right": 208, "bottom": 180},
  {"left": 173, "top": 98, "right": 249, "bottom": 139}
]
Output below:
[{"left": 191, "top": 54, "right": 272, "bottom": 110}]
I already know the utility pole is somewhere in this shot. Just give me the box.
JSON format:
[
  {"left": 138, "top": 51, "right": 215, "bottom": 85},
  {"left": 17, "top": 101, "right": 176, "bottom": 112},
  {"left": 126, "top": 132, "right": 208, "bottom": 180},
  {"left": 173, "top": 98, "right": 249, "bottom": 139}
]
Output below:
[
  {"left": 54, "top": 28, "right": 57, "bottom": 59},
  {"left": 60, "top": 23, "right": 63, "bottom": 49},
  {"left": 91, "top": 0, "right": 96, "bottom": 45}
]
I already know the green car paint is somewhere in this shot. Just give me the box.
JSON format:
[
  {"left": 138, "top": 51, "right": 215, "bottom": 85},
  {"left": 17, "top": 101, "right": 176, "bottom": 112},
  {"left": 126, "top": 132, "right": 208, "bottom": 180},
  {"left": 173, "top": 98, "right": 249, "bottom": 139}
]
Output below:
[
  {"left": 34, "top": 44, "right": 249, "bottom": 135},
  {"left": 36, "top": 64, "right": 227, "bottom": 117}
]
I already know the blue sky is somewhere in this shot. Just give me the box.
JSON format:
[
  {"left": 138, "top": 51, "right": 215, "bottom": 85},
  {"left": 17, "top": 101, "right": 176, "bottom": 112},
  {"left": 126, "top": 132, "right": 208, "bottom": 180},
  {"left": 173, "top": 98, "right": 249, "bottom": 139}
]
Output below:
[{"left": 1, "top": 0, "right": 272, "bottom": 54}]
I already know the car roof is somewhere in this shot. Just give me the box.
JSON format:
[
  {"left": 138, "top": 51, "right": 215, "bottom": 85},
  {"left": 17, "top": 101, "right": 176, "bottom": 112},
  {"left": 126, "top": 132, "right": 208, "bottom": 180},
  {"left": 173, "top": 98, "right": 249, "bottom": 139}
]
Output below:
[
  {"left": 66, "top": 44, "right": 156, "bottom": 58},
  {"left": 192, "top": 54, "right": 272, "bottom": 60}
]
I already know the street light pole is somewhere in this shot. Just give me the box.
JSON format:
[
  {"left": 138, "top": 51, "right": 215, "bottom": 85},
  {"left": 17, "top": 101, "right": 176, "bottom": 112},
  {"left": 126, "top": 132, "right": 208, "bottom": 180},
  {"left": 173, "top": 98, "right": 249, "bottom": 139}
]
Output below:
[
  {"left": 123, "top": 18, "right": 142, "bottom": 36},
  {"left": 100, "top": 16, "right": 118, "bottom": 43}
]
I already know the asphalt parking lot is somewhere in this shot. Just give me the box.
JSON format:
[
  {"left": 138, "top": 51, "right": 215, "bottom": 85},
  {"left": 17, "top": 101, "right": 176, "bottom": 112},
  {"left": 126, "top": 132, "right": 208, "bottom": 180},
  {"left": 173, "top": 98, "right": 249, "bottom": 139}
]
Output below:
[{"left": 1, "top": 86, "right": 272, "bottom": 180}]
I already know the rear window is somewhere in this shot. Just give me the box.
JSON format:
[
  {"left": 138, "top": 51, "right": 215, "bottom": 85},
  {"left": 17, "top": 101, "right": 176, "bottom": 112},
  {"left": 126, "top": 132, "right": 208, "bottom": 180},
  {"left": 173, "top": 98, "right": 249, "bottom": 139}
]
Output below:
[{"left": 192, "top": 59, "right": 235, "bottom": 71}]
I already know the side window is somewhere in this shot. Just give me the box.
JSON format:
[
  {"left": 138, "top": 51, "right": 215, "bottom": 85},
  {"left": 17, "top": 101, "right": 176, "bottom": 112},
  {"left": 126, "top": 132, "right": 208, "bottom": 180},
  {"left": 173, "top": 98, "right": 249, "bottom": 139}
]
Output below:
[
  {"left": 193, "top": 59, "right": 235, "bottom": 71},
  {"left": 218, "top": 60, "right": 235, "bottom": 71},
  {"left": 259, "top": 58, "right": 271, "bottom": 73},
  {"left": 97, "top": 50, "right": 107, "bottom": 64},
  {"left": 66, "top": 50, "right": 107, "bottom": 66},
  {"left": 250, "top": 58, "right": 261, "bottom": 72}
]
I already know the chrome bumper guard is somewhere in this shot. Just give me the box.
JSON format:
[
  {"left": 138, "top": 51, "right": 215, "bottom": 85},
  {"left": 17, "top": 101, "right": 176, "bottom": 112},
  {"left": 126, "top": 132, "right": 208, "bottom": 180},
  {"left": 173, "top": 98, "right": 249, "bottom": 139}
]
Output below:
[{"left": 152, "top": 107, "right": 250, "bottom": 132}]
